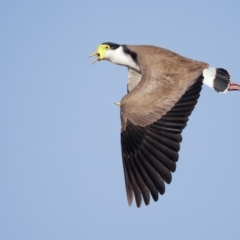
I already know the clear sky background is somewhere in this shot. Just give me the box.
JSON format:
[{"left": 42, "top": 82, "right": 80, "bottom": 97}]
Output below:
[{"left": 1, "top": 1, "right": 240, "bottom": 239}]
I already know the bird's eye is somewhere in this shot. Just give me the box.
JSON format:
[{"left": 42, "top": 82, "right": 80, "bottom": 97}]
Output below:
[{"left": 106, "top": 46, "right": 109, "bottom": 49}]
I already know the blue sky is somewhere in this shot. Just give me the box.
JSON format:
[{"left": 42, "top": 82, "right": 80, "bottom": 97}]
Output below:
[{"left": 1, "top": 1, "right": 240, "bottom": 239}]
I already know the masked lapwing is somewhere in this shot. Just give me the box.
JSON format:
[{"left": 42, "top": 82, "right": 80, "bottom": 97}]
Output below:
[{"left": 89, "top": 43, "right": 240, "bottom": 207}]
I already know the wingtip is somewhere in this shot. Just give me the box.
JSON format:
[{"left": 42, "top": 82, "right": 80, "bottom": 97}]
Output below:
[
  {"left": 128, "top": 200, "right": 132, "bottom": 207},
  {"left": 127, "top": 196, "right": 133, "bottom": 207}
]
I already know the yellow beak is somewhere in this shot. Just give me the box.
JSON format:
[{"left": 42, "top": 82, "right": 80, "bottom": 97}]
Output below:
[
  {"left": 88, "top": 44, "right": 108, "bottom": 64},
  {"left": 88, "top": 51, "right": 99, "bottom": 64}
]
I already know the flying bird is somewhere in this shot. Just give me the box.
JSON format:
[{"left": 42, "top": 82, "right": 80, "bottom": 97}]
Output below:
[{"left": 89, "top": 43, "right": 240, "bottom": 207}]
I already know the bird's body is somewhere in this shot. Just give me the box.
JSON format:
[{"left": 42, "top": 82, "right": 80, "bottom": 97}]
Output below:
[{"left": 89, "top": 43, "right": 240, "bottom": 207}]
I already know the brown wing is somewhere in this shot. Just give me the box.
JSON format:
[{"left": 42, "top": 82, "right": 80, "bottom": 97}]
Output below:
[
  {"left": 121, "top": 65, "right": 205, "bottom": 128},
  {"left": 121, "top": 78, "right": 203, "bottom": 207},
  {"left": 121, "top": 45, "right": 207, "bottom": 127}
]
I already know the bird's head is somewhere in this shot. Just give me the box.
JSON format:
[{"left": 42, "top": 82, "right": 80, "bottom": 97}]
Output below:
[{"left": 89, "top": 42, "right": 120, "bottom": 64}]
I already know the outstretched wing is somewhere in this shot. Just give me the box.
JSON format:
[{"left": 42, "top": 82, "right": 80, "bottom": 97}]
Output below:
[{"left": 121, "top": 78, "right": 203, "bottom": 207}]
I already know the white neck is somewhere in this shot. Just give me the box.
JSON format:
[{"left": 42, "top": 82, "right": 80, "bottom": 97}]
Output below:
[{"left": 105, "top": 46, "right": 140, "bottom": 72}]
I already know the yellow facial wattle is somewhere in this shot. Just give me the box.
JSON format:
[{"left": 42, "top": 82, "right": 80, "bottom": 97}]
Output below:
[{"left": 89, "top": 44, "right": 110, "bottom": 64}]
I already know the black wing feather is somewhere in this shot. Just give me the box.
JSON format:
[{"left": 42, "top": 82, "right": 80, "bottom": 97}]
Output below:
[{"left": 121, "top": 78, "right": 203, "bottom": 207}]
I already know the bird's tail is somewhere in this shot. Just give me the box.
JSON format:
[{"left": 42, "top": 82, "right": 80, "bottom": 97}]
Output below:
[
  {"left": 203, "top": 68, "right": 240, "bottom": 93},
  {"left": 213, "top": 68, "right": 230, "bottom": 93}
]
